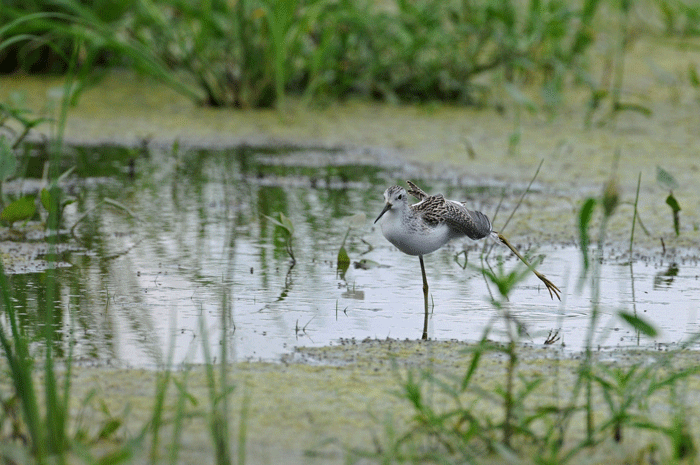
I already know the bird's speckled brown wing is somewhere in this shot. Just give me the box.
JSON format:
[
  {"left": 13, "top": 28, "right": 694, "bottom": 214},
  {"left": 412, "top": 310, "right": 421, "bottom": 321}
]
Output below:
[
  {"left": 445, "top": 202, "right": 492, "bottom": 240},
  {"left": 406, "top": 180, "right": 428, "bottom": 200},
  {"left": 412, "top": 194, "right": 492, "bottom": 240},
  {"left": 411, "top": 194, "right": 446, "bottom": 225}
]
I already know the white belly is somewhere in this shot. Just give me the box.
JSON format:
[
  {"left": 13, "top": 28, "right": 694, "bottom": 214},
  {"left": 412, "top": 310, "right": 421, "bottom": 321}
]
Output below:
[{"left": 381, "top": 218, "right": 457, "bottom": 256}]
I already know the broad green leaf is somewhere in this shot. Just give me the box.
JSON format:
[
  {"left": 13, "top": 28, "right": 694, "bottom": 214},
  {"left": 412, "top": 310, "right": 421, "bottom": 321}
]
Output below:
[
  {"left": 41, "top": 186, "right": 64, "bottom": 229},
  {"left": 41, "top": 188, "right": 55, "bottom": 213},
  {"left": 263, "top": 212, "right": 294, "bottom": 236},
  {"left": 618, "top": 311, "right": 658, "bottom": 337},
  {"left": 690, "top": 64, "right": 700, "bottom": 88},
  {"left": 337, "top": 245, "right": 350, "bottom": 267},
  {"left": 656, "top": 166, "right": 679, "bottom": 190},
  {"left": 278, "top": 212, "right": 294, "bottom": 235},
  {"left": 578, "top": 198, "right": 596, "bottom": 272},
  {"left": 337, "top": 245, "right": 350, "bottom": 277},
  {"left": 0, "top": 137, "right": 17, "bottom": 181},
  {"left": 613, "top": 102, "right": 652, "bottom": 117},
  {"left": 666, "top": 192, "right": 681, "bottom": 213},
  {"left": 666, "top": 192, "right": 681, "bottom": 236},
  {"left": 57, "top": 166, "right": 76, "bottom": 184},
  {"left": 263, "top": 214, "right": 282, "bottom": 228},
  {"left": 1, "top": 196, "right": 36, "bottom": 226},
  {"left": 97, "top": 418, "right": 122, "bottom": 440},
  {"left": 602, "top": 177, "right": 619, "bottom": 217}
]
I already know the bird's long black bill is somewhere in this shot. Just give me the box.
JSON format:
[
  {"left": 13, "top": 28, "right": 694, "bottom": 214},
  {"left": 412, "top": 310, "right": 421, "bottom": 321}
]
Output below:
[{"left": 374, "top": 203, "right": 391, "bottom": 224}]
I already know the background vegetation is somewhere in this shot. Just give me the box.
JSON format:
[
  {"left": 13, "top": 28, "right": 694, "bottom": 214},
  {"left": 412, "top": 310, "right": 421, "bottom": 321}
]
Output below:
[{"left": 2, "top": 0, "right": 699, "bottom": 109}]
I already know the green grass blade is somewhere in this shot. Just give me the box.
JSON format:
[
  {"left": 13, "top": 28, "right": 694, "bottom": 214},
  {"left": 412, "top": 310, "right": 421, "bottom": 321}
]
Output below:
[
  {"left": 629, "top": 172, "right": 641, "bottom": 257},
  {"left": 0, "top": 260, "right": 45, "bottom": 457},
  {"left": 578, "top": 197, "right": 596, "bottom": 275},
  {"left": 618, "top": 311, "right": 658, "bottom": 337}
]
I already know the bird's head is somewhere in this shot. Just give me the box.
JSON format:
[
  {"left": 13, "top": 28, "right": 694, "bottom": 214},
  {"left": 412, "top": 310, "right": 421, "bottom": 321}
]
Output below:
[{"left": 374, "top": 185, "right": 406, "bottom": 224}]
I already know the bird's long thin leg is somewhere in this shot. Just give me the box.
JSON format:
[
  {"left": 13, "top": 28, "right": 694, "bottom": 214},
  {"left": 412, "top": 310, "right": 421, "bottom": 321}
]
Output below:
[
  {"left": 419, "top": 255, "right": 429, "bottom": 340},
  {"left": 497, "top": 233, "right": 562, "bottom": 301}
]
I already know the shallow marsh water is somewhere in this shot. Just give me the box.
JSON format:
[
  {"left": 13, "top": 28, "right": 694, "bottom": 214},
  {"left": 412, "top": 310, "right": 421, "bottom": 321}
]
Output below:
[{"left": 5, "top": 142, "right": 700, "bottom": 368}]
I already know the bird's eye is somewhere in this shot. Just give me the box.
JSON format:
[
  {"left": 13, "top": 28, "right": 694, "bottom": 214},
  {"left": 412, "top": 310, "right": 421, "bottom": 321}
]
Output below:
[{"left": 398, "top": 194, "right": 404, "bottom": 200}]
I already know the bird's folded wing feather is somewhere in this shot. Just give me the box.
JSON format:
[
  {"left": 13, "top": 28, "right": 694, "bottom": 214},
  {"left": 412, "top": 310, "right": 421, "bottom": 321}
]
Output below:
[
  {"left": 444, "top": 201, "right": 493, "bottom": 240},
  {"left": 409, "top": 185, "right": 493, "bottom": 240},
  {"left": 411, "top": 194, "right": 446, "bottom": 226},
  {"left": 406, "top": 180, "right": 428, "bottom": 200}
]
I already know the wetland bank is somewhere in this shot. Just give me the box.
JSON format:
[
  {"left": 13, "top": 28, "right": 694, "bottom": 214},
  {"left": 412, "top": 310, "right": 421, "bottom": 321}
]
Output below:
[{"left": 2, "top": 5, "right": 700, "bottom": 464}]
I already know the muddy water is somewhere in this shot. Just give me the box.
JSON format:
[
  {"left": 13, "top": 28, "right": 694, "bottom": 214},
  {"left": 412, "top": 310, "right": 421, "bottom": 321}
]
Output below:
[{"left": 3, "top": 142, "right": 698, "bottom": 368}]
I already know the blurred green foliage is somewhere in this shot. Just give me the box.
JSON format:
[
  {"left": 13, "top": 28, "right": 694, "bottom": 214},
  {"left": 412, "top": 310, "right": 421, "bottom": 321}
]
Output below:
[{"left": 1, "top": 0, "right": 699, "bottom": 108}]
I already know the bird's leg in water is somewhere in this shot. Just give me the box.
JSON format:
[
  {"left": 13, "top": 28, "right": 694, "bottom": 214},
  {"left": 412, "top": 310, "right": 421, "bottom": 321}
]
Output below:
[{"left": 419, "top": 255, "right": 429, "bottom": 340}]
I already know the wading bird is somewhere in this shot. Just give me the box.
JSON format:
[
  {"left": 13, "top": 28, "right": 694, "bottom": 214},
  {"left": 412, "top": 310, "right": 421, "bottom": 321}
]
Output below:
[{"left": 374, "top": 180, "right": 561, "bottom": 339}]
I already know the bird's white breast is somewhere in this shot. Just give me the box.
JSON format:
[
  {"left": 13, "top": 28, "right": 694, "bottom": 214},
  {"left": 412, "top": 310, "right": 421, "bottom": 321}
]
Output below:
[{"left": 379, "top": 209, "right": 456, "bottom": 256}]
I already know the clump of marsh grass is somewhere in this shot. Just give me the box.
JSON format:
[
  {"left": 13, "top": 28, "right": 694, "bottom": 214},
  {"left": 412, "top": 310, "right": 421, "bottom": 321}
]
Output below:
[
  {"left": 1, "top": 4, "right": 198, "bottom": 102},
  {"left": 0, "top": 260, "right": 71, "bottom": 461},
  {"left": 0, "top": 45, "right": 86, "bottom": 464},
  {"left": 109, "top": 0, "right": 607, "bottom": 108},
  {"left": 5, "top": 0, "right": 698, "bottom": 114},
  {"left": 583, "top": 0, "right": 654, "bottom": 127}
]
